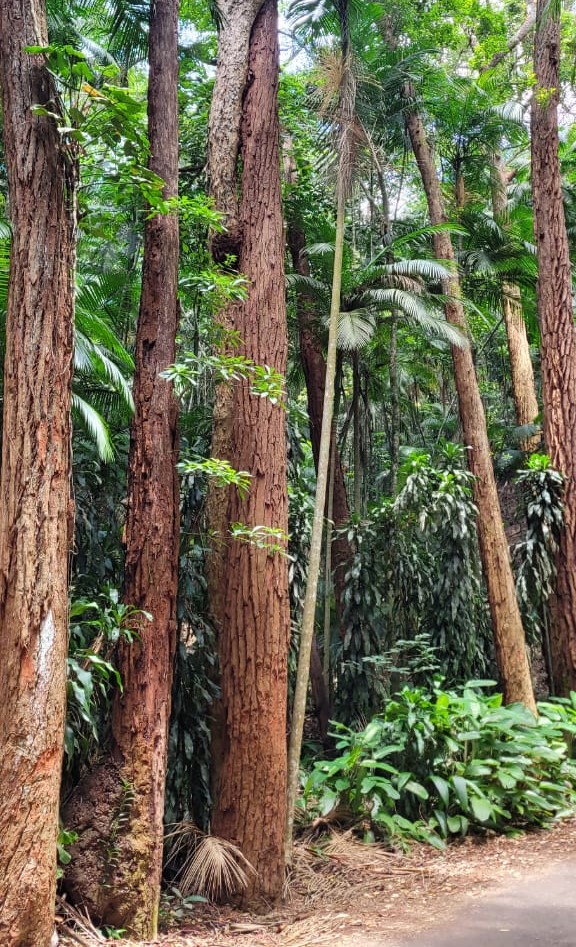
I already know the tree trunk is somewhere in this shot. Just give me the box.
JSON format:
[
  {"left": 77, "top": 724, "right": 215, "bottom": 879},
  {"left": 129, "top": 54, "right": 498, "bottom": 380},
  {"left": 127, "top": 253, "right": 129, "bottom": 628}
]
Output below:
[
  {"left": 207, "top": 0, "right": 265, "bottom": 259},
  {"left": 491, "top": 153, "right": 539, "bottom": 450},
  {"left": 389, "top": 312, "right": 401, "bottom": 493},
  {"left": 210, "top": 0, "right": 291, "bottom": 903},
  {"left": 0, "top": 3, "right": 76, "bottom": 944},
  {"left": 352, "top": 351, "right": 363, "bottom": 514},
  {"left": 63, "top": 2, "right": 180, "bottom": 936},
  {"left": 287, "top": 223, "right": 353, "bottom": 625},
  {"left": 531, "top": 0, "right": 576, "bottom": 695},
  {"left": 405, "top": 104, "right": 536, "bottom": 713}
]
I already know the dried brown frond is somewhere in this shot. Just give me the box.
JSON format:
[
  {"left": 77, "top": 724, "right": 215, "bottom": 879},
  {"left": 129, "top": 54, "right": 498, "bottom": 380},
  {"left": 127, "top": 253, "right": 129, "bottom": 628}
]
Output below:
[
  {"left": 165, "top": 822, "right": 256, "bottom": 901},
  {"left": 311, "top": 49, "right": 346, "bottom": 117}
]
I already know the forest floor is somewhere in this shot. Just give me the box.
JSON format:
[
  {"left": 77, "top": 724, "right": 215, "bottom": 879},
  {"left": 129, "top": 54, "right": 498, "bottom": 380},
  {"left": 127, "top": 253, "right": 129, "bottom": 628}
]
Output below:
[{"left": 58, "top": 817, "right": 576, "bottom": 947}]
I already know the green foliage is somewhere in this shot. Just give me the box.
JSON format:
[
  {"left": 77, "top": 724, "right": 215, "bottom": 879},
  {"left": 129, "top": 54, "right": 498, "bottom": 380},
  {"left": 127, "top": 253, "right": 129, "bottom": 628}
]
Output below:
[
  {"left": 514, "top": 454, "right": 564, "bottom": 645},
  {"left": 304, "top": 684, "right": 576, "bottom": 848},
  {"left": 335, "top": 444, "right": 492, "bottom": 725},
  {"left": 65, "top": 589, "right": 146, "bottom": 774},
  {"left": 57, "top": 826, "right": 79, "bottom": 879}
]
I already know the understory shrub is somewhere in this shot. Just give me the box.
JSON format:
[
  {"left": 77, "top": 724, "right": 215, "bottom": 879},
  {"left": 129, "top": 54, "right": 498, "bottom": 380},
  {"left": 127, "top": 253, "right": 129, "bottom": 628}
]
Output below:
[{"left": 304, "top": 683, "right": 576, "bottom": 849}]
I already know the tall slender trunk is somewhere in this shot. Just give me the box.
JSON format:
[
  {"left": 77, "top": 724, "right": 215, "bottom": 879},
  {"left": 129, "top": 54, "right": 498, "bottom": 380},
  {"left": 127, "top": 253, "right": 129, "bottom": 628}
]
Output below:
[
  {"left": 210, "top": 0, "right": 290, "bottom": 902},
  {"left": 491, "top": 153, "right": 539, "bottom": 450},
  {"left": 63, "top": 3, "right": 180, "bottom": 936},
  {"left": 389, "top": 313, "right": 400, "bottom": 493},
  {"left": 405, "top": 104, "right": 536, "bottom": 713},
  {"left": 287, "top": 223, "right": 353, "bottom": 624},
  {"left": 531, "top": 0, "right": 576, "bottom": 695},
  {"left": 352, "top": 350, "right": 363, "bottom": 514},
  {"left": 0, "top": 3, "right": 76, "bottom": 944},
  {"left": 286, "top": 26, "right": 356, "bottom": 860},
  {"left": 110, "top": 0, "right": 180, "bottom": 933}
]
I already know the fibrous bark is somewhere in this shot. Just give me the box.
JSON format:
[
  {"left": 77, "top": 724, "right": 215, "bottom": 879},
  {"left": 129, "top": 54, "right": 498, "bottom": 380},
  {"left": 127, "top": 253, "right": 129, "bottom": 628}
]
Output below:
[
  {"left": 0, "top": 3, "right": 76, "bottom": 945},
  {"left": 207, "top": 0, "right": 265, "bottom": 259},
  {"left": 63, "top": 1, "right": 180, "bottom": 936},
  {"left": 210, "top": 0, "right": 291, "bottom": 903},
  {"left": 405, "top": 103, "right": 536, "bottom": 713},
  {"left": 531, "top": 0, "right": 576, "bottom": 695}
]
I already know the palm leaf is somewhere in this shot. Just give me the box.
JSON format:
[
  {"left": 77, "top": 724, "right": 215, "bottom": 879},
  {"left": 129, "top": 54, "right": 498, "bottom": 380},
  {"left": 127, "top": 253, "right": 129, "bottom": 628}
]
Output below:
[{"left": 72, "top": 392, "right": 114, "bottom": 462}]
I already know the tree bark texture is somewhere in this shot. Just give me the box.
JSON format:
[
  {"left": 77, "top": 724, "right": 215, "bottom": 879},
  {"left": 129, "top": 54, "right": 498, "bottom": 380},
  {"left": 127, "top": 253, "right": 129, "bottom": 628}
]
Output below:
[
  {"left": 207, "top": 0, "right": 265, "bottom": 259},
  {"left": 0, "top": 3, "right": 76, "bottom": 945},
  {"left": 210, "top": 0, "right": 291, "bottom": 903},
  {"left": 491, "top": 153, "right": 540, "bottom": 450},
  {"left": 531, "top": 0, "right": 576, "bottom": 695},
  {"left": 63, "top": 2, "right": 180, "bottom": 936},
  {"left": 406, "top": 106, "right": 536, "bottom": 713},
  {"left": 287, "top": 223, "right": 353, "bottom": 627}
]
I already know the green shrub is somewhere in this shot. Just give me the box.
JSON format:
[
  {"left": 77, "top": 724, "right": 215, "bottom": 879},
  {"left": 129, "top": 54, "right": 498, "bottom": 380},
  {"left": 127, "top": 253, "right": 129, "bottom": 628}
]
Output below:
[{"left": 304, "top": 683, "right": 576, "bottom": 848}]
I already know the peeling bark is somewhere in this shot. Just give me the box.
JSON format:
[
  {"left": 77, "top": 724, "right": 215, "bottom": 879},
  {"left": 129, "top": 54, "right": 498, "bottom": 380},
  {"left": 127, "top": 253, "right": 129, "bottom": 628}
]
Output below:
[
  {"left": 207, "top": 0, "right": 265, "bottom": 259},
  {"left": 210, "top": 0, "right": 290, "bottom": 903},
  {"left": 63, "top": 2, "right": 180, "bottom": 936},
  {"left": 0, "top": 2, "right": 76, "bottom": 944},
  {"left": 531, "top": 0, "right": 576, "bottom": 695}
]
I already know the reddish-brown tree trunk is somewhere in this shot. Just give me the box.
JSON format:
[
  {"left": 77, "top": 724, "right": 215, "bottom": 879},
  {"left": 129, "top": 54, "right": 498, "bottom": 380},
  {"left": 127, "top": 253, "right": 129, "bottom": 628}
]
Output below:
[
  {"left": 110, "top": 0, "right": 181, "bottom": 934},
  {"left": 210, "top": 0, "right": 290, "bottom": 903},
  {"left": 531, "top": 0, "right": 576, "bottom": 695},
  {"left": 0, "top": 3, "right": 76, "bottom": 945},
  {"left": 63, "top": 2, "right": 180, "bottom": 937},
  {"left": 405, "top": 105, "right": 536, "bottom": 713}
]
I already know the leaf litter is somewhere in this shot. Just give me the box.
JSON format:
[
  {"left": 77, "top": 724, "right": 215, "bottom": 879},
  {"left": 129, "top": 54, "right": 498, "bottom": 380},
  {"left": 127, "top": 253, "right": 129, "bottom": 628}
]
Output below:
[{"left": 58, "top": 817, "right": 576, "bottom": 947}]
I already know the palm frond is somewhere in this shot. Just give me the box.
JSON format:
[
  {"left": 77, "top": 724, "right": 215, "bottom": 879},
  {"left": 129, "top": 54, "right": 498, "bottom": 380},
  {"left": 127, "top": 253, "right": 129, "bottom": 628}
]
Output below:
[
  {"left": 165, "top": 823, "right": 256, "bottom": 901},
  {"left": 72, "top": 392, "right": 114, "bottom": 462},
  {"left": 337, "top": 308, "right": 376, "bottom": 350}
]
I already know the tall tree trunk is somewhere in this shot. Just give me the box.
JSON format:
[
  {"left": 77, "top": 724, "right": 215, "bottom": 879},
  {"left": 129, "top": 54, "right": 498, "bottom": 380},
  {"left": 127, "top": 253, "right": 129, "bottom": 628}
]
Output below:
[
  {"left": 531, "top": 0, "right": 576, "bottom": 695},
  {"left": 405, "top": 104, "right": 536, "bottom": 713},
  {"left": 110, "top": 0, "right": 180, "bottom": 933},
  {"left": 0, "top": 3, "right": 76, "bottom": 944},
  {"left": 352, "top": 351, "right": 363, "bottom": 514},
  {"left": 389, "top": 312, "right": 401, "bottom": 493},
  {"left": 207, "top": 0, "right": 265, "bottom": 259},
  {"left": 210, "top": 0, "right": 290, "bottom": 903},
  {"left": 491, "top": 153, "right": 539, "bottom": 450},
  {"left": 286, "top": 19, "right": 356, "bottom": 859},
  {"left": 63, "top": 2, "right": 180, "bottom": 936},
  {"left": 287, "top": 223, "right": 353, "bottom": 624}
]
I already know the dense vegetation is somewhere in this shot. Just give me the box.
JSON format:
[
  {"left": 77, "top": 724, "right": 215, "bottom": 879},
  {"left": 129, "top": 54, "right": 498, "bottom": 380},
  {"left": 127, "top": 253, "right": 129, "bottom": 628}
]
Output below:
[{"left": 1, "top": 0, "right": 576, "bottom": 944}]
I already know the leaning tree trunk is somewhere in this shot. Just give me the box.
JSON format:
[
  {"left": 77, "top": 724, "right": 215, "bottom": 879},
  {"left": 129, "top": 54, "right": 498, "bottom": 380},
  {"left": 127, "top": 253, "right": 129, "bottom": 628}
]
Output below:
[
  {"left": 210, "top": 0, "right": 291, "bottom": 903},
  {"left": 63, "top": 1, "right": 180, "bottom": 937},
  {"left": 491, "top": 153, "right": 539, "bottom": 451},
  {"left": 287, "top": 221, "right": 353, "bottom": 626},
  {"left": 405, "top": 104, "right": 536, "bottom": 713},
  {"left": 0, "top": 3, "right": 76, "bottom": 945},
  {"left": 531, "top": 0, "right": 576, "bottom": 695}
]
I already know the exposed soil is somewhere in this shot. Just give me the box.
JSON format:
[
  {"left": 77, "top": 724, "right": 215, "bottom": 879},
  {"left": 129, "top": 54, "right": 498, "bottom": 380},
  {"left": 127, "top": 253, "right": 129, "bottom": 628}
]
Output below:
[{"left": 58, "top": 817, "right": 576, "bottom": 947}]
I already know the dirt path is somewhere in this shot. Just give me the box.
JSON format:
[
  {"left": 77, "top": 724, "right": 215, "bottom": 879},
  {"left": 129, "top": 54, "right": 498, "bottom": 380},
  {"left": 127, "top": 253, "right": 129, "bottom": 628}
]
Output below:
[
  {"left": 59, "top": 818, "right": 576, "bottom": 946},
  {"left": 395, "top": 858, "right": 576, "bottom": 947}
]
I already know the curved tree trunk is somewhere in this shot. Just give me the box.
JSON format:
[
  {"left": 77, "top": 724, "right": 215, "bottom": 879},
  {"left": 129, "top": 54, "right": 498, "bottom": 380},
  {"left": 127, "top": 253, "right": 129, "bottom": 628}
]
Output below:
[
  {"left": 63, "top": 2, "right": 180, "bottom": 936},
  {"left": 405, "top": 104, "right": 536, "bottom": 713},
  {"left": 531, "top": 0, "right": 576, "bottom": 695},
  {"left": 0, "top": 3, "right": 76, "bottom": 944},
  {"left": 491, "top": 153, "right": 539, "bottom": 450},
  {"left": 210, "top": 0, "right": 291, "bottom": 903}
]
